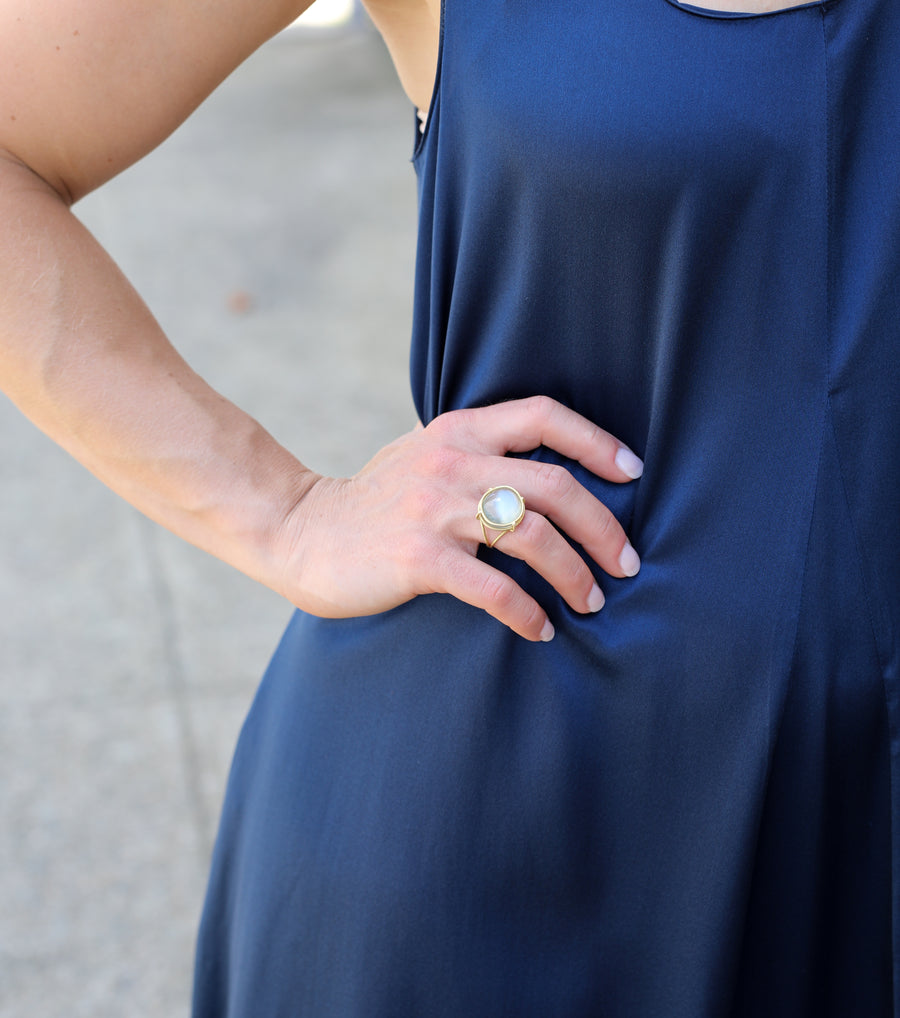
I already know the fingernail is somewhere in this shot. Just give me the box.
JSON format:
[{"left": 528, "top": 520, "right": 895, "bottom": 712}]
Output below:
[
  {"left": 615, "top": 447, "right": 644, "bottom": 480},
  {"left": 587, "top": 583, "right": 605, "bottom": 612},
  {"left": 540, "top": 620, "right": 555, "bottom": 642},
  {"left": 619, "top": 542, "right": 641, "bottom": 577}
]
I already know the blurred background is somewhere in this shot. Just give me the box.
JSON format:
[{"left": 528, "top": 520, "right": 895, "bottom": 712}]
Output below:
[
  {"left": 0, "top": 7, "right": 418, "bottom": 1016},
  {"left": 294, "top": 0, "right": 358, "bottom": 26}
]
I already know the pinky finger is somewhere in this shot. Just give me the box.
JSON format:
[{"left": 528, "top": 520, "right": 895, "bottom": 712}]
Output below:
[{"left": 436, "top": 552, "right": 555, "bottom": 643}]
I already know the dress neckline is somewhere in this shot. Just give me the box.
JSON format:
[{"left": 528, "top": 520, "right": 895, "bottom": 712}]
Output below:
[{"left": 662, "top": 0, "right": 826, "bottom": 20}]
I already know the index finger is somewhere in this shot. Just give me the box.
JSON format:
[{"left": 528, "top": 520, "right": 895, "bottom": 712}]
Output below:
[{"left": 454, "top": 396, "right": 644, "bottom": 483}]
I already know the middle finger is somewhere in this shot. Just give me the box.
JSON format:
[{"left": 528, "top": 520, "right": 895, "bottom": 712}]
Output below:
[{"left": 476, "top": 460, "right": 641, "bottom": 579}]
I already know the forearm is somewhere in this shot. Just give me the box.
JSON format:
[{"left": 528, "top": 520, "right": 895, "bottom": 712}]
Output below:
[{"left": 0, "top": 153, "right": 315, "bottom": 596}]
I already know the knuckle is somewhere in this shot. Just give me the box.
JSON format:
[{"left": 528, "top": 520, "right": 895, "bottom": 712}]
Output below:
[
  {"left": 428, "top": 406, "right": 475, "bottom": 443},
  {"left": 453, "top": 406, "right": 480, "bottom": 432},
  {"left": 424, "top": 409, "right": 454, "bottom": 437},
  {"left": 421, "top": 441, "right": 468, "bottom": 483},
  {"left": 524, "top": 394, "right": 556, "bottom": 421},
  {"left": 519, "top": 600, "right": 547, "bottom": 638},
  {"left": 478, "top": 571, "right": 516, "bottom": 612},
  {"left": 533, "top": 461, "right": 575, "bottom": 501},
  {"left": 578, "top": 417, "right": 604, "bottom": 447},
  {"left": 517, "top": 513, "right": 555, "bottom": 554},
  {"left": 561, "top": 552, "right": 592, "bottom": 591},
  {"left": 594, "top": 505, "right": 622, "bottom": 546}
]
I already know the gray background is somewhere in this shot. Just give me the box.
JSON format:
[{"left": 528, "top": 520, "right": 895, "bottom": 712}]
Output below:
[{"left": 0, "top": 22, "right": 417, "bottom": 1017}]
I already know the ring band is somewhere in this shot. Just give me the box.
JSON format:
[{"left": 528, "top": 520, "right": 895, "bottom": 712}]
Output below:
[{"left": 476, "top": 486, "right": 526, "bottom": 548}]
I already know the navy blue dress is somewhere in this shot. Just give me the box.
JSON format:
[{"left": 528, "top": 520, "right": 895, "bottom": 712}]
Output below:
[{"left": 193, "top": 0, "right": 900, "bottom": 1014}]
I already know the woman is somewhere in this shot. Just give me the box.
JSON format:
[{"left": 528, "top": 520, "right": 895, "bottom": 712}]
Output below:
[{"left": 1, "top": 0, "right": 897, "bottom": 1014}]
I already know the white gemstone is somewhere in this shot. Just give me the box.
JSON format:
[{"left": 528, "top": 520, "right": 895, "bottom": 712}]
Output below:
[{"left": 482, "top": 487, "right": 522, "bottom": 527}]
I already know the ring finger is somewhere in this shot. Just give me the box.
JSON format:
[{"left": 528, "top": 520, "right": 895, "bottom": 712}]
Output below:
[
  {"left": 473, "top": 463, "right": 640, "bottom": 580},
  {"left": 477, "top": 505, "right": 607, "bottom": 615}
]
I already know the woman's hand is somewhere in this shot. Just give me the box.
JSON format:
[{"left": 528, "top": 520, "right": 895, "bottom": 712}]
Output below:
[
  {"left": 0, "top": 4, "right": 639, "bottom": 647},
  {"left": 276, "top": 396, "right": 643, "bottom": 642}
]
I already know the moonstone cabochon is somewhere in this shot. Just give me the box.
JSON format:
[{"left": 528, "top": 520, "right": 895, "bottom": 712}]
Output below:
[{"left": 479, "top": 486, "right": 525, "bottom": 528}]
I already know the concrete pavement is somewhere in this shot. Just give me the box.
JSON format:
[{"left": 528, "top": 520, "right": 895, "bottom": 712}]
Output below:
[{"left": 0, "top": 22, "right": 417, "bottom": 1017}]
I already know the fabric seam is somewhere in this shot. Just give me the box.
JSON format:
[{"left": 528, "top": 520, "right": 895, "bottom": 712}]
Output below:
[{"left": 821, "top": 2, "right": 898, "bottom": 1005}]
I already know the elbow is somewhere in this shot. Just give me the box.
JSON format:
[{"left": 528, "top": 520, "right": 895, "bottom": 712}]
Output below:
[{"left": 0, "top": 145, "right": 76, "bottom": 208}]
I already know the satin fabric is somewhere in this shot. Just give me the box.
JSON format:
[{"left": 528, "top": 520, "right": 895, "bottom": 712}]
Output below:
[{"left": 193, "top": 0, "right": 900, "bottom": 1013}]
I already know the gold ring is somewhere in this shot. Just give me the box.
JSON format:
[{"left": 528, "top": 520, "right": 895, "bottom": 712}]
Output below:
[{"left": 476, "top": 486, "right": 525, "bottom": 548}]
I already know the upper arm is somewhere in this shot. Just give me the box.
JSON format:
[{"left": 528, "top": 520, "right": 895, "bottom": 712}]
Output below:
[
  {"left": 0, "top": 0, "right": 314, "bottom": 203},
  {"left": 362, "top": 0, "right": 440, "bottom": 114}
]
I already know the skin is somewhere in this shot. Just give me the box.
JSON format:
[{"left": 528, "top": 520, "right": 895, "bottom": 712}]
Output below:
[
  {"left": 0, "top": 0, "right": 788, "bottom": 645},
  {"left": 675, "top": 0, "right": 813, "bottom": 10}
]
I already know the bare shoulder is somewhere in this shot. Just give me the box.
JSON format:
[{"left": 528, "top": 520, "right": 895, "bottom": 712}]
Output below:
[
  {"left": 363, "top": 0, "right": 441, "bottom": 112},
  {"left": 0, "top": 0, "right": 315, "bottom": 202}
]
